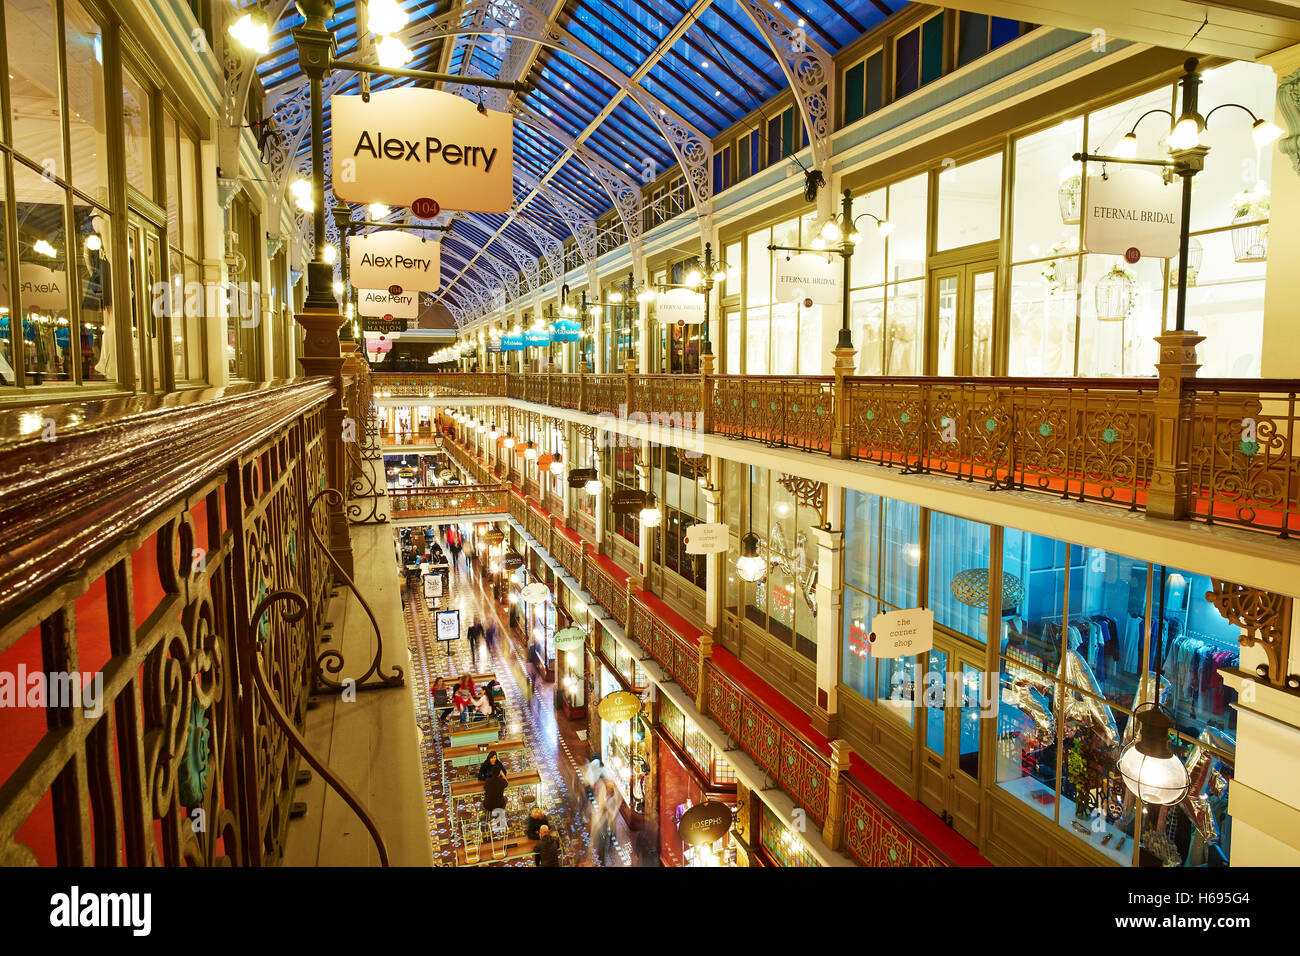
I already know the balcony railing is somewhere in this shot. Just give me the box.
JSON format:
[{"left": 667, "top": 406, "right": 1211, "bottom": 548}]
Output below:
[
  {"left": 0, "top": 379, "right": 393, "bottom": 866},
  {"left": 372, "top": 367, "right": 1300, "bottom": 538},
  {"left": 389, "top": 484, "right": 508, "bottom": 519}
]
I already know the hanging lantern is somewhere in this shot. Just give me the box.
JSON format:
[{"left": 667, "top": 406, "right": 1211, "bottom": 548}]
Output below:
[
  {"left": 735, "top": 532, "right": 767, "bottom": 583},
  {"left": 1057, "top": 170, "right": 1082, "bottom": 225},
  {"left": 1118, "top": 705, "right": 1190, "bottom": 806},
  {"left": 1094, "top": 265, "right": 1136, "bottom": 322}
]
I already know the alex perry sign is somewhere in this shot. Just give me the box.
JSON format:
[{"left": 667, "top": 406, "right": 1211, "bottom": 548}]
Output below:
[{"left": 331, "top": 88, "right": 513, "bottom": 214}]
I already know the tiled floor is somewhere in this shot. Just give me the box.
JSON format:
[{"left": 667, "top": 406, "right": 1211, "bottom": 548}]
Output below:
[{"left": 400, "top": 541, "right": 635, "bottom": 866}]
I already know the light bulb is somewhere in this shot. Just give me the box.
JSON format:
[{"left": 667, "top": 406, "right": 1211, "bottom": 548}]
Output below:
[
  {"left": 290, "top": 178, "right": 314, "bottom": 213},
  {"left": 1114, "top": 132, "right": 1139, "bottom": 159},
  {"left": 847, "top": 230, "right": 861, "bottom": 244},
  {"left": 1168, "top": 115, "right": 1201, "bottom": 151},
  {"left": 588, "top": 305, "right": 601, "bottom": 318},
  {"left": 227, "top": 12, "right": 270, "bottom": 55},
  {"left": 684, "top": 269, "right": 702, "bottom": 288},
  {"left": 332, "top": 281, "right": 343, "bottom": 295},
  {"left": 376, "top": 34, "right": 413, "bottom": 68},
  {"left": 712, "top": 268, "right": 727, "bottom": 283},
  {"left": 524, "top": 442, "right": 538, "bottom": 460},
  {"left": 877, "top": 219, "right": 895, "bottom": 238},
  {"left": 322, "top": 244, "right": 338, "bottom": 265},
  {"left": 1252, "top": 118, "right": 1284, "bottom": 149},
  {"left": 32, "top": 239, "right": 57, "bottom": 258},
  {"left": 820, "top": 220, "right": 841, "bottom": 242},
  {"left": 736, "top": 533, "right": 767, "bottom": 583},
  {"left": 810, "top": 236, "right": 826, "bottom": 251},
  {"left": 608, "top": 291, "right": 623, "bottom": 303},
  {"left": 503, "top": 436, "right": 515, "bottom": 448},
  {"left": 368, "top": 203, "right": 390, "bottom": 220},
  {"left": 367, "top": 0, "right": 409, "bottom": 34},
  {"left": 640, "top": 503, "right": 662, "bottom": 527}
]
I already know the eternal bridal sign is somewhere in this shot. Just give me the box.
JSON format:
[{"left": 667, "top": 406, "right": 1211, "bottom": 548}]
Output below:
[
  {"left": 330, "top": 88, "right": 514, "bottom": 214},
  {"left": 774, "top": 253, "right": 841, "bottom": 305},
  {"left": 655, "top": 288, "right": 705, "bottom": 325},
  {"left": 357, "top": 287, "right": 418, "bottom": 319},
  {"left": 1083, "top": 167, "right": 1181, "bottom": 260},
  {"left": 348, "top": 232, "right": 440, "bottom": 292}
]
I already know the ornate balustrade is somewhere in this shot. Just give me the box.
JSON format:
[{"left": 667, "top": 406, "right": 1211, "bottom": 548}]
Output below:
[
  {"left": 372, "top": 372, "right": 505, "bottom": 398},
  {"left": 1185, "top": 380, "right": 1300, "bottom": 535},
  {"left": 843, "top": 377, "right": 1158, "bottom": 509},
  {"left": 0, "top": 379, "right": 393, "bottom": 867},
  {"left": 389, "top": 484, "right": 508, "bottom": 519},
  {"left": 377, "top": 365, "right": 1300, "bottom": 537}
]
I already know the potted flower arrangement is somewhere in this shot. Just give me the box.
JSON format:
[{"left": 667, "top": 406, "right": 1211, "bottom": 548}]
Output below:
[{"left": 1230, "top": 186, "right": 1269, "bottom": 262}]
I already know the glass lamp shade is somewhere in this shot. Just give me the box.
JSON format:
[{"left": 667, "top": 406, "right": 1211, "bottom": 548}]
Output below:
[
  {"left": 736, "top": 533, "right": 767, "bottom": 583},
  {"left": 549, "top": 455, "right": 564, "bottom": 476},
  {"left": 584, "top": 478, "right": 602, "bottom": 495},
  {"left": 524, "top": 442, "right": 538, "bottom": 461},
  {"left": 502, "top": 436, "right": 516, "bottom": 448},
  {"left": 640, "top": 504, "right": 662, "bottom": 527},
  {"left": 1117, "top": 708, "right": 1190, "bottom": 806},
  {"left": 1168, "top": 115, "right": 1202, "bottom": 151}
]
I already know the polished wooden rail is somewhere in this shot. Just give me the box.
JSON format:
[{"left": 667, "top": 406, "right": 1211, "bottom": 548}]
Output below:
[{"left": 373, "top": 368, "right": 1300, "bottom": 537}]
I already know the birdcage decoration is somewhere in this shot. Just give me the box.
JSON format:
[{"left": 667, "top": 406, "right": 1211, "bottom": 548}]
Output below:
[
  {"left": 1058, "top": 171, "right": 1082, "bottom": 225},
  {"left": 1170, "top": 236, "right": 1203, "bottom": 287},
  {"left": 1230, "top": 188, "right": 1269, "bottom": 263},
  {"left": 951, "top": 569, "right": 1026, "bottom": 618},
  {"left": 1041, "top": 238, "right": 1079, "bottom": 295},
  {"left": 1094, "top": 264, "right": 1136, "bottom": 322}
]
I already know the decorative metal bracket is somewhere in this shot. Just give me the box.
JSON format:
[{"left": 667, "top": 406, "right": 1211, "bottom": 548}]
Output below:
[{"left": 1206, "top": 579, "right": 1298, "bottom": 690}]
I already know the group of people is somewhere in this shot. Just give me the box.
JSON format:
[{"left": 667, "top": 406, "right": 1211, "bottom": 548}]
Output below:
[
  {"left": 432, "top": 672, "right": 500, "bottom": 726},
  {"left": 477, "top": 752, "right": 562, "bottom": 866}
]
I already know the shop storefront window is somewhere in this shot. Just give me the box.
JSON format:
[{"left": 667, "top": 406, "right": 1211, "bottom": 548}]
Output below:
[
  {"left": 841, "top": 491, "right": 920, "bottom": 714},
  {"left": 741, "top": 464, "right": 818, "bottom": 660},
  {"left": 936, "top": 152, "right": 1003, "bottom": 251},
  {"left": 658, "top": 446, "right": 707, "bottom": 589},
  {"left": 1009, "top": 62, "right": 1274, "bottom": 377},
  {"left": 996, "top": 534, "right": 1238, "bottom": 865},
  {"left": 740, "top": 217, "right": 823, "bottom": 374},
  {"left": 928, "top": 512, "right": 991, "bottom": 643},
  {"left": 659, "top": 736, "right": 737, "bottom": 867},
  {"left": 848, "top": 172, "right": 927, "bottom": 375}
]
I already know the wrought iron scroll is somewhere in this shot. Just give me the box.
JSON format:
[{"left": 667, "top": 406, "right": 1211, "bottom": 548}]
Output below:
[
  {"left": 1206, "top": 580, "right": 1297, "bottom": 689},
  {"left": 308, "top": 489, "right": 405, "bottom": 692},
  {"left": 248, "top": 588, "right": 392, "bottom": 865}
]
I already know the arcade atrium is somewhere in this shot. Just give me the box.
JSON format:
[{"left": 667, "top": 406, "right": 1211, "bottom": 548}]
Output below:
[{"left": 1, "top": 0, "right": 1299, "bottom": 884}]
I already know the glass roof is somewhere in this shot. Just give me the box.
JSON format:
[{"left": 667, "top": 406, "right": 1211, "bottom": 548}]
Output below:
[{"left": 251, "top": 0, "right": 902, "bottom": 319}]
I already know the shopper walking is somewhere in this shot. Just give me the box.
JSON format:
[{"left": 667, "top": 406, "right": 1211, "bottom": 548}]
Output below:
[{"left": 467, "top": 616, "right": 485, "bottom": 670}]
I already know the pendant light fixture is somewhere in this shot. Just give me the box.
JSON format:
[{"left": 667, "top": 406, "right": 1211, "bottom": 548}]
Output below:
[
  {"left": 639, "top": 491, "right": 662, "bottom": 528},
  {"left": 524, "top": 441, "right": 538, "bottom": 461},
  {"left": 549, "top": 452, "right": 564, "bottom": 476},
  {"left": 735, "top": 466, "right": 767, "bottom": 583},
  {"left": 1118, "top": 565, "right": 1190, "bottom": 806}
]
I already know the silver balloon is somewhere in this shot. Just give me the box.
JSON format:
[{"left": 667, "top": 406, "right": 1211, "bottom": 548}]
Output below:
[
  {"left": 1059, "top": 648, "right": 1119, "bottom": 745},
  {"left": 1004, "top": 664, "right": 1055, "bottom": 749},
  {"left": 1179, "top": 727, "right": 1236, "bottom": 849}
]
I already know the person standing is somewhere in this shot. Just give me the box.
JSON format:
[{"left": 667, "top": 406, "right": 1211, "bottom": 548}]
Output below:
[
  {"left": 482, "top": 769, "right": 509, "bottom": 833},
  {"left": 467, "top": 616, "right": 485, "bottom": 671},
  {"left": 535, "top": 825, "right": 561, "bottom": 867},
  {"left": 484, "top": 619, "right": 498, "bottom": 659}
]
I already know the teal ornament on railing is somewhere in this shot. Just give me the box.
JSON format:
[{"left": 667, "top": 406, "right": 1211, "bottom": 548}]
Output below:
[
  {"left": 1239, "top": 440, "right": 1259, "bottom": 457},
  {"left": 1038, "top": 422, "right": 1052, "bottom": 437},
  {"left": 179, "top": 700, "right": 211, "bottom": 807},
  {"left": 1101, "top": 426, "right": 1118, "bottom": 444}
]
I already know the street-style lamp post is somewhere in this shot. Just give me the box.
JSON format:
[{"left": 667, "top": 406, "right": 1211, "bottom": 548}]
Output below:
[{"left": 292, "top": 1, "right": 339, "bottom": 312}]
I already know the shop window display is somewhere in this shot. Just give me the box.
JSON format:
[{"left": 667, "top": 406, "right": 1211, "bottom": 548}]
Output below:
[
  {"left": 758, "top": 803, "right": 819, "bottom": 867},
  {"left": 995, "top": 533, "right": 1238, "bottom": 865},
  {"left": 928, "top": 512, "right": 991, "bottom": 644},
  {"left": 741, "top": 464, "right": 819, "bottom": 660}
]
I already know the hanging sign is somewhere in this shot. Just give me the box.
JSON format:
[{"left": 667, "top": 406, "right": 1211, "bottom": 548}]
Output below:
[
  {"left": 611, "top": 489, "right": 647, "bottom": 515},
  {"left": 502, "top": 551, "right": 525, "bottom": 571},
  {"left": 655, "top": 288, "right": 705, "bottom": 325},
  {"left": 479, "top": 528, "right": 505, "bottom": 546},
  {"left": 868, "top": 607, "right": 934, "bottom": 660},
  {"left": 551, "top": 319, "right": 581, "bottom": 342},
  {"left": 677, "top": 801, "right": 733, "bottom": 846},
  {"left": 348, "top": 231, "right": 440, "bottom": 292},
  {"left": 567, "top": 467, "right": 598, "bottom": 489},
  {"left": 684, "top": 522, "right": 729, "bottom": 555},
  {"left": 330, "top": 88, "right": 514, "bottom": 213},
  {"left": 435, "top": 609, "right": 461, "bottom": 642},
  {"left": 357, "top": 287, "right": 418, "bottom": 318},
  {"left": 773, "top": 253, "right": 841, "bottom": 305},
  {"left": 597, "top": 690, "right": 642, "bottom": 722},
  {"left": 1083, "top": 167, "right": 1182, "bottom": 259},
  {"left": 554, "top": 626, "right": 586, "bottom": 651},
  {"left": 521, "top": 582, "right": 550, "bottom": 604},
  {"left": 363, "top": 317, "right": 407, "bottom": 333},
  {"left": 523, "top": 326, "right": 552, "bottom": 347},
  {"left": 500, "top": 332, "right": 524, "bottom": 351}
]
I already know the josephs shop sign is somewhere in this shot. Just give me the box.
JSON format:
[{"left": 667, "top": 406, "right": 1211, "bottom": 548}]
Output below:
[{"left": 330, "top": 88, "right": 514, "bottom": 214}]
